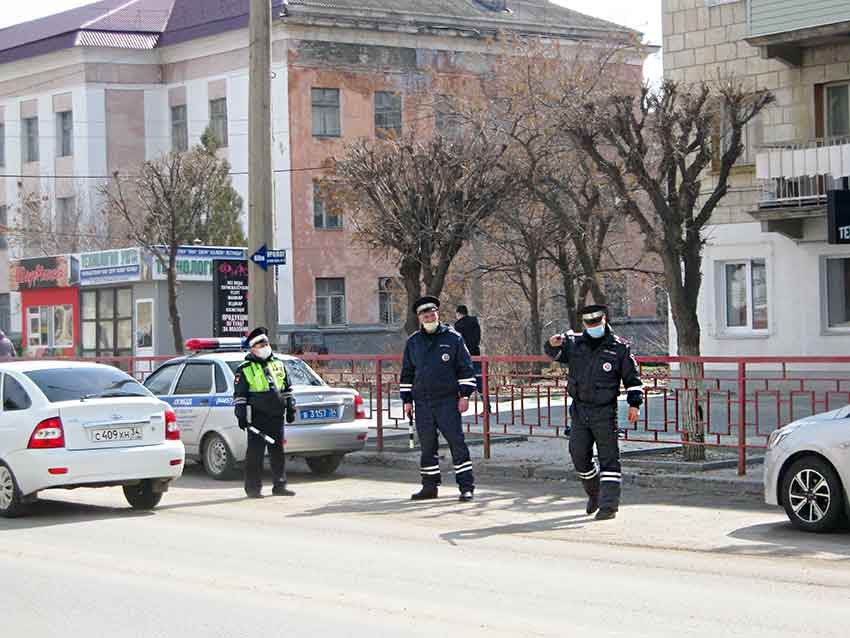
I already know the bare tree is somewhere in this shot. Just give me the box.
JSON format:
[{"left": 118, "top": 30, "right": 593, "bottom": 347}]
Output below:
[
  {"left": 99, "top": 130, "right": 246, "bottom": 353},
  {"left": 560, "top": 79, "right": 774, "bottom": 459},
  {"left": 324, "top": 131, "right": 518, "bottom": 334}
]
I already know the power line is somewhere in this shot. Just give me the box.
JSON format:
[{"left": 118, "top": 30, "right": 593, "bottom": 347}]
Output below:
[{"left": 0, "top": 165, "right": 326, "bottom": 180}]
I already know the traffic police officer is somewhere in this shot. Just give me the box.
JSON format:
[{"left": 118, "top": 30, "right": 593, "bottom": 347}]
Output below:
[
  {"left": 401, "top": 296, "right": 478, "bottom": 502},
  {"left": 233, "top": 327, "right": 296, "bottom": 498},
  {"left": 544, "top": 305, "right": 643, "bottom": 520}
]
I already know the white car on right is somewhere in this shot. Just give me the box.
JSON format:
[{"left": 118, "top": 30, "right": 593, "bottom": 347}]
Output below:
[{"left": 764, "top": 405, "right": 850, "bottom": 533}]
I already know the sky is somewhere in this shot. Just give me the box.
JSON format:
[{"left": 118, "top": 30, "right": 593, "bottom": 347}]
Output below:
[{"left": 0, "top": 0, "right": 663, "bottom": 83}]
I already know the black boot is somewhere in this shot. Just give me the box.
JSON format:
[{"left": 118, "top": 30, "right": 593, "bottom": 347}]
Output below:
[
  {"left": 586, "top": 491, "right": 599, "bottom": 515},
  {"left": 595, "top": 508, "right": 617, "bottom": 520},
  {"left": 272, "top": 485, "right": 296, "bottom": 496},
  {"left": 459, "top": 490, "right": 474, "bottom": 502},
  {"left": 411, "top": 487, "right": 439, "bottom": 501}
]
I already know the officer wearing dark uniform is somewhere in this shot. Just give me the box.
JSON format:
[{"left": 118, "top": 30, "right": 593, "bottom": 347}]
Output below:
[
  {"left": 233, "top": 327, "right": 296, "bottom": 498},
  {"left": 544, "top": 305, "right": 643, "bottom": 520},
  {"left": 454, "top": 305, "right": 482, "bottom": 394},
  {"left": 401, "top": 296, "right": 478, "bottom": 502}
]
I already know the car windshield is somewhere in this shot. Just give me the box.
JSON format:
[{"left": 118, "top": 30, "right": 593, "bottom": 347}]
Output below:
[
  {"left": 25, "top": 367, "right": 151, "bottom": 402},
  {"left": 226, "top": 359, "right": 324, "bottom": 387}
]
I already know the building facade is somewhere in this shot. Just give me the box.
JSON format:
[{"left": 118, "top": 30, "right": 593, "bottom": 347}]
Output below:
[
  {"left": 664, "top": 0, "right": 850, "bottom": 356},
  {"left": 0, "top": 0, "right": 652, "bottom": 354}
]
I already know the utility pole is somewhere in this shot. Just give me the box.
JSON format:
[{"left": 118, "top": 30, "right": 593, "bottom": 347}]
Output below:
[{"left": 248, "top": 0, "right": 278, "bottom": 339}]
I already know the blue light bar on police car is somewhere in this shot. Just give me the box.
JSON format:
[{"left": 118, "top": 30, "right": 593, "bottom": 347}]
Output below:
[{"left": 185, "top": 337, "right": 246, "bottom": 351}]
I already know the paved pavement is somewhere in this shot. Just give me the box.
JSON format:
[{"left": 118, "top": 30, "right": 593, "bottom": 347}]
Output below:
[{"left": 1, "top": 462, "right": 848, "bottom": 637}]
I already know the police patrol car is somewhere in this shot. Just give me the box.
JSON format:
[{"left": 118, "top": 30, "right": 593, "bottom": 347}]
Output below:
[{"left": 143, "top": 338, "right": 369, "bottom": 479}]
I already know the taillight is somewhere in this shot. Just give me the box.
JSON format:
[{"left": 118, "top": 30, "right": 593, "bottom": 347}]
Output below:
[
  {"left": 28, "top": 417, "right": 65, "bottom": 449},
  {"left": 165, "top": 409, "right": 180, "bottom": 440},
  {"left": 354, "top": 393, "right": 367, "bottom": 419}
]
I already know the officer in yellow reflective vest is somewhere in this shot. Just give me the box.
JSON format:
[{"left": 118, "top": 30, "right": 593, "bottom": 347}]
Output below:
[{"left": 233, "top": 327, "right": 296, "bottom": 498}]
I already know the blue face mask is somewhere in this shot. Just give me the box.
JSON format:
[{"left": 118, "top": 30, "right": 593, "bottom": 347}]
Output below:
[{"left": 585, "top": 324, "right": 605, "bottom": 339}]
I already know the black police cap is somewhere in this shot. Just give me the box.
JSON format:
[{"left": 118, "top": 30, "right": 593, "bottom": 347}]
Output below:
[
  {"left": 578, "top": 304, "right": 608, "bottom": 322},
  {"left": 412, "top": 295, "right": 440, "bottom": 315},
  {"left": 246, "top": 326, "right": 270, "bottom": 346}
]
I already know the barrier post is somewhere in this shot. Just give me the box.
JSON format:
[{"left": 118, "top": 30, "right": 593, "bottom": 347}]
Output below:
[
  {"left": 738, "top": 361, "right": 747, "bottom": 476},
  {"left": 375, "top": 358, "right": 384, "bottom": 452},
  {"left": 482, "top": 358, "right": 491, "bottom": 460}
]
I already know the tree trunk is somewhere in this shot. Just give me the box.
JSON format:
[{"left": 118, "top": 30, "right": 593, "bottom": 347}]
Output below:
[
  {"left": 167, "top": 251, "right": 184, "bottom": 354},
  {"left": 527, "top": 260, "right": 543, "bottom": 356},
  {"left": 401, "top": 257, "right": 422, "bottom": 336},
  {"left": 670, "top": 287, "right": 704, "bottom": 462}
]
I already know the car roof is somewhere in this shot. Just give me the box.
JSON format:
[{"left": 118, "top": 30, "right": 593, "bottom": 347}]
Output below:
[
  {"left": 164, "top": 351, "right": 302, "bottom": 365},
  {"left": 0, "top": 360, "right": 125, "bottom": 373}
]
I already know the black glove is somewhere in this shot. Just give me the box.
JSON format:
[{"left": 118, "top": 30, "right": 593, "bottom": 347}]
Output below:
[
  {"left": 235, "top": 404, "right": 248, "bottom": 430},
  {"left": 285, "top": 396, "right": 296, "bottom": 424}
]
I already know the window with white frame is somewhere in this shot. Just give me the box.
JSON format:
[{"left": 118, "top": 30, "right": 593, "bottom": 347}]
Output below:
[
  {"left": 209, "top": 98, "right": 228, "bottom": 147},
  {"left": 825, "top": 82, "right": 850, "bottom": 139},
  {"left": 27, "top": 304, "right": 73, "bottom": 349},
  {"left": 721, "top": 259, "right": 768, "bottom": 331},
  {"left": 171, "top": 105, "right": 188, "bottom": 152},
  {"left": 378, "top": 277, "right": 403, "bottom": 325},
  {"left": 316, "top": 278, "right": 346, "bottom": 326},
  {"left": 56, "top": 110, "right": 73, "bottom": 157},
  {"left": 22, "top": 117, "right": 38, "bottom": 163},
  {"left": 313, "top": 181, "right": 342, "bottom": 229},
  {"left": 374, "top": 91, "right": 402, "bottom": 138},
  {"left": 825, "top": 256, "right": 850, "bottom": 329},
  {"left": 312, "top": 88, "right": 340, "bottom": 137}
]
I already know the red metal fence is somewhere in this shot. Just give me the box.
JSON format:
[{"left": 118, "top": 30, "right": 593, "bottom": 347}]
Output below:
[{"left": 18, "top": 353, "right": 850, "bottom": 476}]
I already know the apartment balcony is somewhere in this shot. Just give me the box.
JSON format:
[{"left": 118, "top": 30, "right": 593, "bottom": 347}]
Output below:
[
  {"left": 753, "top": 138, "right": 850, "bottom": 238},
  {"left": 746, "top": 0, "right": 850, "bottom": 65}
]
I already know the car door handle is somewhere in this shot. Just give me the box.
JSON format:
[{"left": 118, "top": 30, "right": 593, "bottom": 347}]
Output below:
[{"left": 199, "top": 399, "right": 210, "bottom": 406}]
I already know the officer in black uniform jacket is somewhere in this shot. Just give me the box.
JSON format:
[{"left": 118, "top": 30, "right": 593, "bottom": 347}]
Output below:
[
  {"left": 544, "top": 305, "right": 643, "bottom": 520},
  {"left": 454, "top": 305, "right": 483, "bottom": 394},
  {"left": 401, "top": 296, "right": 478, "bottom": 502}
]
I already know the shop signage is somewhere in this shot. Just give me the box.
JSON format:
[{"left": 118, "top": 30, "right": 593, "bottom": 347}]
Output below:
[
  {"left": 10, "top": 255, "right": 79, "bottom": 290},
  {"left": 152, "top": 246, "right": 247, "bottom": 282},
  {"left": 79, "top": 248, "right": 142, "bottom": 285},
  {"left": 828, "top": 190, "right": 850, "bottom": 244},
  {"left": 213, "top": 259, "right": 249, "bottom": 338}
]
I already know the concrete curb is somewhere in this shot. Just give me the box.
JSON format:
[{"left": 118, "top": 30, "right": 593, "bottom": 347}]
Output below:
[{"left": 345, "top": 450, "right": 765, "bottom": 500}]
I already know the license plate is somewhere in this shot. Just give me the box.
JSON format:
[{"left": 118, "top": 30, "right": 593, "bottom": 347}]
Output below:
[
  {"left": 299, "top": 407, "right": 339, "bottom": 421},
  {"left": 90, "top": 427, "right": 143, "bottom": 442}
]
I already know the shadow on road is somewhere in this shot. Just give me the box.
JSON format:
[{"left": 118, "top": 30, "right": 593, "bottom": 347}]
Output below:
[
  {"left": 721, "top": 520, "right": 850, "bottom": 560},
  {"left": 0, "top": 498, "right": 153, "bottom": 530}
]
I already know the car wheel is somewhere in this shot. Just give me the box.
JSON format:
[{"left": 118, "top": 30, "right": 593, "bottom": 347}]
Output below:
[
  {"left": 306, "top": 453, "right": 344, "bottom": 476},
  {"left": 123, "top": 480, "right": 163, "bottom": 510},
  {"left": 781, "top": 456, "right": 845, "bottom": 533},
  {"left": 203, "top": 433, "right": 239, "bottom": 480},
  {"left": 0, "top": 462, "right": 27, "bottom": 518}
]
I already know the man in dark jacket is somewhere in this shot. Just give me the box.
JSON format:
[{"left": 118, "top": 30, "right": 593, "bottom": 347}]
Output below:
[
  {"left": 233, "top": 327, "right": 296, "bottom": 498},
  {"left": 454, "top": 305, "right": 483, "bottom": 395},
  {"left": 544, "top": 305, "right": 643, "bottom": 520},
  {"left": 0, "top": 329, "right": 16, "bottom": 358},
  {"left": 401, "top": 296, "right": 478, "bottom": 502}
]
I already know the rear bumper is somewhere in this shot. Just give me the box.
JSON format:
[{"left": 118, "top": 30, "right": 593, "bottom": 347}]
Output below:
[
  {"left": 6, "top": 441, "right": 185, "bottom": 496},
  {"left": 285, "top": 421, "right": 369, "bottom": 456}
]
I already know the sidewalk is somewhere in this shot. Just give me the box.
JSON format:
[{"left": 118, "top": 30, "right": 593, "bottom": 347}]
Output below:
[{"left": 351, "top": 428, "right": 764, "bottom": 501}]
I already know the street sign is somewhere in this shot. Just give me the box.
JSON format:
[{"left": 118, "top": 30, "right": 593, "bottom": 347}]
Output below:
[{"left": 250, "top": 244, "right": 287, "bottom": 270}]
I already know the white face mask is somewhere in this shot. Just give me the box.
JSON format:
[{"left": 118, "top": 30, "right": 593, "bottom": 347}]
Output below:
[
  {"left": 255, "top": 345, "right": 272, "bottom": 360},
  {"left": 422, "top": 321, "right": 439, "bottom": 333}
]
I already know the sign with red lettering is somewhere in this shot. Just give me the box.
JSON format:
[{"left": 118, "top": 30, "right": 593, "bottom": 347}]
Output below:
[
  {"left": 213, "top": 259, "right": 249, "bottom": 338},
  {"left": 10, "top": 255, "right": 78, "bottom": 290}
]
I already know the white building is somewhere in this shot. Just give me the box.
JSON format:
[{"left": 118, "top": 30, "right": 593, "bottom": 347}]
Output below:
[{"left": 664, "top": 0, "right": 850, "bottom": 356}]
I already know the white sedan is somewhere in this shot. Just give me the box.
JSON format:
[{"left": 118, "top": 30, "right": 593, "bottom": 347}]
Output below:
[
  {"left": 0, "top": 361, "right": 185, "bottom": 517},
  {"left": 764, "top": 404, "right": 850, "bottom": 532}
]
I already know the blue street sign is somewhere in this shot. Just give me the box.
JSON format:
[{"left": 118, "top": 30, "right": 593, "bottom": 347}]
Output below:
[{"left": 250, "top": 245, "right": 287, "bottom": 270}]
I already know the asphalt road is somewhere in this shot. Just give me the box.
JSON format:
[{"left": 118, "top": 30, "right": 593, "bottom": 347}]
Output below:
[{"left": 2, "top": 462, "right": 849, "bottom": 638}]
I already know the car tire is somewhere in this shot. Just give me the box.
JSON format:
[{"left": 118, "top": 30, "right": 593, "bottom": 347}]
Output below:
[
  {"left": 781, "top": 456, "right": 845, "bottom": 533},
  {"left": 123, "top": 480, "right": 163, "bottom": 510},
  {"left": 0, "top": 462, "right": 27, "bottom": 518},
  {"left": 306, "top": 453, "right": 344, "bottom": 476},
  {"left": 202, "top": 433, "right": 239, "bottom": 480}
]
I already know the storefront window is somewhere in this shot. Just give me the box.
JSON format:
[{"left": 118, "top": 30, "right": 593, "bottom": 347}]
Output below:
[
  {"left": 82, "top": 288, "right": 133, "bottom": 358},
  {"left": 27, "top": 305, "right": 73, "bottom": 349}
]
